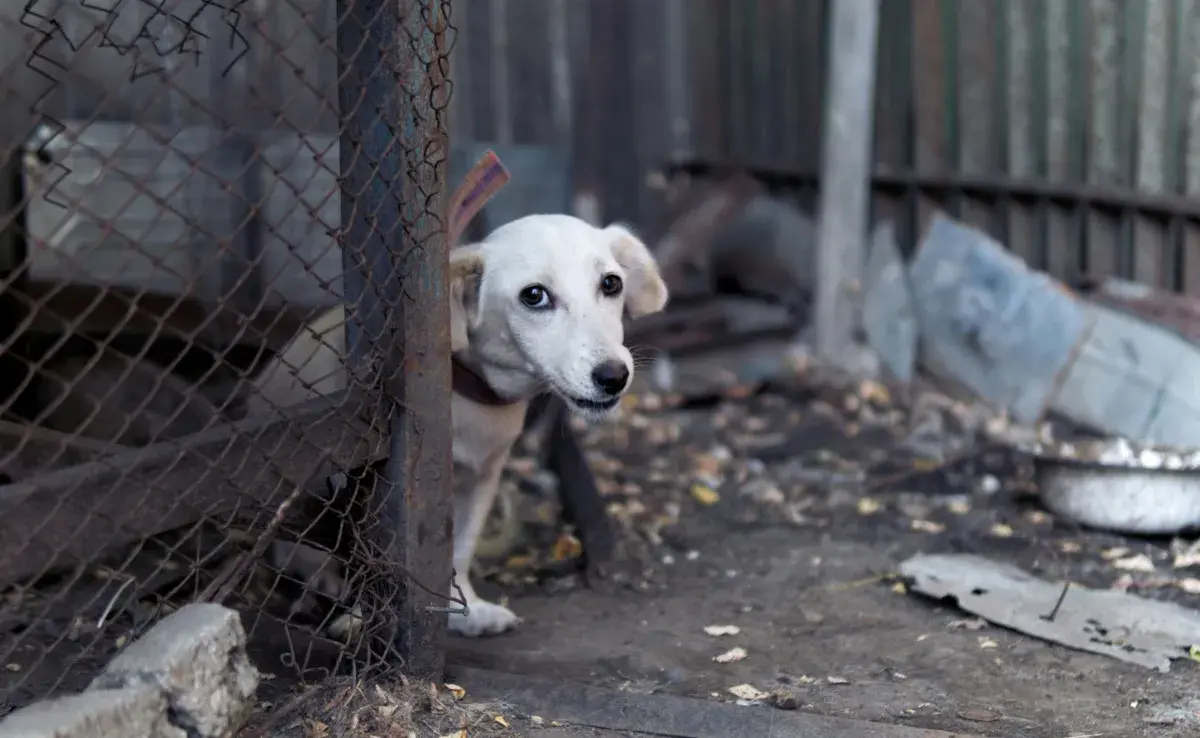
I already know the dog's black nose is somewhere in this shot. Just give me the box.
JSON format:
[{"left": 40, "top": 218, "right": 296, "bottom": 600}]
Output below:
[{"left": 591, "top": 360, "right": 630, "bottom": 396}]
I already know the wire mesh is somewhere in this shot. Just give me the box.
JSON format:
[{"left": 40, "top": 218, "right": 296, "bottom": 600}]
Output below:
[{"left": 0, "top": 0, "right": 456, "bottom": 714}]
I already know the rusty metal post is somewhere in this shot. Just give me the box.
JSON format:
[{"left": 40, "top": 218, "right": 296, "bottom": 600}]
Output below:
[
  {"left": 813, "top": 0, "right": 880, "bottom": 361},
  {"left": 337, "top": 0, "right": 454, "bottom": 678}
]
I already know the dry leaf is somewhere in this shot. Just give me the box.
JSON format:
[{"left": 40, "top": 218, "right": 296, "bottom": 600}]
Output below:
[
  {"left": 977, "top": 637, "right": 998, "bottom": 650},
  {"left": 494, "top": 715, "right": 510, "bottom": 727},
  {"left": 691, "top": 484, "right": 720, "bottom": 506},
  {"left": 443, "top": 683, "right": 466, "bottom": 700},
  {"left": 826, "top": 676, "right": 850, "bottom": 685},
  {"left": 949, "top": 617, "right": 987, "bottom": 631},
  {"left": 1101, "top": 546, "right": 1131, "bottom": 561},
  {"left": 1171, "top": 539, "right": 1200, "bottom": 569},
  {"left": 1112, "top": 554, "right": 1155, "bottom": 573},
  {"left": 911, "top": 519, "right": 946, "bottom": 534},
  {"left": 303, "top": 720, "right": 331, "bottom": 738},
  {"left": 551, "top": 533, "right": 583, "bottom": 562},
  {"left": 703, "top": 624, "right": 741, "bottom": 637},
  {"left": 1025, "top": 510, "right": 1051, "bottom": 525},
  {"left": 989, "top": 523, "right": 1013, "bottom": 538},
  {"left": 1058, "top": 541, "right": 1082, "bottom": 554},
  {"left": 891, "top": 581, "right": 907, "bottom": 594},
  {"left": 947, "top": 499, "right": 971, "bottom": 515},
  {"left": 714, "top": 647, "right": 747, "bottom": 663},
  {"left": 856, "top": 497, "right": 881, "bottom": 515},
  {"left": 728, "top": 684, "right": 769, "bottom": 701},
  {"left": 1177, "top": 578, "right": 1200, "bottom": 594}
]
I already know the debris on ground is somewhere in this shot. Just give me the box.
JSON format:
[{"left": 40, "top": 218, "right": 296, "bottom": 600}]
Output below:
[
  {"left": 899, "top": 553, "right": 1200, "bottom": 672},
  {"left": 241, "top": 677, "right": 516, "bottom": 738}
]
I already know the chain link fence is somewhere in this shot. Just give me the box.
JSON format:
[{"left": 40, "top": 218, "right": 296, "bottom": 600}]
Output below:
[{"left": 0, "top": 0, "right": 456, "bottom": 713}]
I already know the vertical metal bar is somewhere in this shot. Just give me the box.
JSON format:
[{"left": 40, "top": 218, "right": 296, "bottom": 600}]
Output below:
[
  {"left": 814, "top": 0, "right": 881, "bottom": 361},
  {"left": 336, "top": 0, "right": 453, "bottom": 678}
]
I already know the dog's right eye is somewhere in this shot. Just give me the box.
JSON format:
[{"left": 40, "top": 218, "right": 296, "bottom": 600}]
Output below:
[{"left": 518, "top": 284, "right": 552, "bottom": 309}]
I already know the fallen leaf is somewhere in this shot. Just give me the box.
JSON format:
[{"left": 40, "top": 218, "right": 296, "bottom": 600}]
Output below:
[
  {"left": 989, "top": 523, "right": 1013, "bottom": 538},
  {"left": 825, "top": 676, "right": 850, "bottom": 684},
  {"left": 911, "top": 519, "right": 946, "bottom": 534},
  {"left": 1024, "top": 510, "right": 1051, "bottom": 525},
  {"left": 1171, "top": 538, "right": 1200, "bottom": 569},
  {"left": 704, "top": 624, "right": 741, "bottom": 637},
  {"left": 504, "top": 554, "right": 533, "bottom": 569},
  {"left": 443, "top": 683, "right": 466, "bottom": 700},
  {"left": 1190, "top": 645, "right": 1200, "bottom": 663},
  {"left": 303, "top": 720, "right": 331, "bottom": 738},
  {"left": 1058, "top": 541, "right": 1082, "bottom": 554},
  {"left": 551, "top": 533, "right": 583, "bottom": 562},
  {"left": 691, "top": 484, "right": 720, "bottom": 506},
  {"left": 957, "top": 707, "right": 1002, "bottom": 722},
  {"left": 1113, "top": 554, "right": 1155, "bottom": 573},
  {"left": 1177, "top": 578, "right": 1200, "bottom": 594},
  {"left": 3, "top": 663, "right": 19, "bottom": 672},
  {"left": 947, "top": 499, "right": 971, "bottom": 515},
  {"left": 977, "top": 637, "right": 998, "bottom": 649},
  {"left": 948, "top": 617, "right": 987, "bottom": 631},
  {"left": 728, "top": 684, "right": 769, "bottom": 701},
  {"left": 856, "top": 497, "right": 881, "bottom": 515},
  {"left": 494, "top": 715, "right": 510, "bottom": 727},
  {"left": 1101, "top": 546, "right": 1131, "bottom": 561},
  {"left": 891, "top": 581, "right": 907, "bottom": 594},
  {"left": 714, "top": 647, "right": 747, "bottom": 664}
]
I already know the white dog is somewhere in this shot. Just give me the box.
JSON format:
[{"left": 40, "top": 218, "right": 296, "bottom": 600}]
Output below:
[{"left": 250, "top": 214, "right": 668, "bottom": 637}]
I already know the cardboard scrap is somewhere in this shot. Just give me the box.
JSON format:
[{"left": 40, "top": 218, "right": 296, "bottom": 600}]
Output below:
[{"left": 900, "top": 553, "right": 1200, "bottom": 672}]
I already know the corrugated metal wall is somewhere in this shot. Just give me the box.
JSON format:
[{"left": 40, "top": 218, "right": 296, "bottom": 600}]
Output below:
[{"left": 450, "top": 0, "right": 1200, "bottom": 294}]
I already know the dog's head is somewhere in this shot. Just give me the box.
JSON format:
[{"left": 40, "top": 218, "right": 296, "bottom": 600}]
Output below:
[{"left": 450, "top": 214, "right": 668, "bottom": 417}]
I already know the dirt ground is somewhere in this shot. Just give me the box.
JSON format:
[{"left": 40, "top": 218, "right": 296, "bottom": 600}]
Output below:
[{"left": 447, "top": 370, "right": 1200, "bottom": 738}]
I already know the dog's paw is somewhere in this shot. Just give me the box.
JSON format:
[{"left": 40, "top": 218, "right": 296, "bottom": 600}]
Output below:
[{"left": 447, "top": 600, "right": 520, "bottom": 637}]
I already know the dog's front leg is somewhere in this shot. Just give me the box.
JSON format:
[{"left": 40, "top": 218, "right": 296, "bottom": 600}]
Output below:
[{"left": 447, "top": 457, "right": 520, "bottom": 637}]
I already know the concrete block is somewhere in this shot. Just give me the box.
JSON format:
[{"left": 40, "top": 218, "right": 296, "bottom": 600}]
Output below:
[
  {"left": 91, "top": 603, "right": 259, "bottom": 738},
  {"left": 0, "top": 684, "right": 183, "bottom": 738}
]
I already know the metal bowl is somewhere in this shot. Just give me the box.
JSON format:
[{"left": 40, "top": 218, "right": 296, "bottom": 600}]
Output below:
[{"left": 1027, "top": 438, "right": 1200, "bottom": 535}]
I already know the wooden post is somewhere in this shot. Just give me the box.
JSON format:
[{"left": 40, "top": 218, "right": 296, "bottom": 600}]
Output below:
[
  {"left": 336, "top": 0, "right": 454, "bottom": 678},
  {"left": 813, "top": 0, "right": 881, "bottom": 361}
]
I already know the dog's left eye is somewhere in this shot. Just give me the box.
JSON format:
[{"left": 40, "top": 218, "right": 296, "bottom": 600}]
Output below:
[{"left": 599, "top": 274, "right": 623, "bottom": 297}]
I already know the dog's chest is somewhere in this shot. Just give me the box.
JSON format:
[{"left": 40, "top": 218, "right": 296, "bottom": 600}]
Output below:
[{"left": 450, "top": 393, "right": 528, "bottom": 478}]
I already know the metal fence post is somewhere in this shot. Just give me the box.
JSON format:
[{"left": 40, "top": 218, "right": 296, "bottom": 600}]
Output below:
[
  {"left": 336, "top": 0, "right": 454, "bottom": 678},
  {"left": 813, "top": 0, "right": 881, "bottom": 362}
]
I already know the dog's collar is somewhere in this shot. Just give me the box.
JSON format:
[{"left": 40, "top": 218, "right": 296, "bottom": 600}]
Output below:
[{"left": 452, "top": 358, "right": 519, "bottom": 407}]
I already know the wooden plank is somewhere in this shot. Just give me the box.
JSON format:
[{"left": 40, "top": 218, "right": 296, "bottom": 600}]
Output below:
[
  {"left": 1085, "top": 0, "right": 1123, "bottom": 279},
  {"left": 448, "top": 0, "right": 474, "bottom": 141},
  {"left": 813, "top": 0, "right": 880, "bottom": 360},
  {"left": 1133, "top": 0, "right": 1171, "bottom": 288},
  {"left": 957, "top": 0, "right": 999, "bottom": 235},
  {"left": 1180, "top": 0, "right": 1200, "bottom": 296},
  {"left": 1005, "top": 0, "right": 1038, "bottom": 267},
  {"left": 1043, "top": 0, "right": 1078, "bottom": 282},
  {"left": 910, "top": 0, "right": 947, "bottom": 237},
  {"left": 0, "top": 389, "right": 384, "bottom": 589}
]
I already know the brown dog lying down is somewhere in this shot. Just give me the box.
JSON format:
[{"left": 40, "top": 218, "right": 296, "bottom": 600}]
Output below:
[{"left": 248, "top": 214, "right": 668, "bottom": 637}]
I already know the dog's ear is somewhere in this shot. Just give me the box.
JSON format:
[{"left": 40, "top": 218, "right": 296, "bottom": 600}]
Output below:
[
  {"left": 449, "top": 251, "right": 484, "bottom": 352},
  {"left": 606, "top": 225, "right": 668, "bottom": 318}
]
